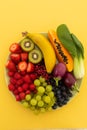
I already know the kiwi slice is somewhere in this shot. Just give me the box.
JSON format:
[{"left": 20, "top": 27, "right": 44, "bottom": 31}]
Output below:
[
  {"left": 29, "top": 49, "right": 42, "bottom": 64},
  {"left": 21, "top": 38, "right": 35, "bottom": 52}
]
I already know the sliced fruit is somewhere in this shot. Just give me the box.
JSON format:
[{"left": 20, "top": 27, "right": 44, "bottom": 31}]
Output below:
[
  {"left": 10, "top": 53, "right": 21, "bottom": 63},
  {"left": 20, "top": 38, "right": 35, "bottom": 52},
  {"left": 28, "top": 49, "right": 42, "bottom": 64},
  {"left": 48, "top": 30, "right": 74, "bottom": 72},
  {"left": 18, "top": 61, "right": 27, "bottom": 71},
  {"left": 9, "top": 43, "right": 22, "bottom": 53},
  {"left": 6, "top": 60, "right": 16, "bottom": 71},
  {"left": 25, "top": 33, "right": 56, "bottom": 73},
  {"left": 27, "top": 62, "right": 35, "bottom": 73}
]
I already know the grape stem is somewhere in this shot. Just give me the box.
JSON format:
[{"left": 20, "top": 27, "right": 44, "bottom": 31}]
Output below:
[{"left": 54, "top": 77, "right": 61, "bottom": 86}]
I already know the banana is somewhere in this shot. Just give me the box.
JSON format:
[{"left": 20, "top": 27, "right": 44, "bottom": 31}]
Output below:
[{"left": 26, "top": 33, "right": 56, "bottom": 73}]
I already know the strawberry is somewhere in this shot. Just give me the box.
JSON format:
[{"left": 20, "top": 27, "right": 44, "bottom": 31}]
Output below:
[
  {"left": 21, "top": 53, "right": 28, "bottom": 61},
  {"left": 6, "top": 60, "right": 16, "bottom": 71},
  {"left": 27, "top": 62, "right": 35, "bottom": 73},
  {"left": 18, "top": 61, "right": 27, "bottom": 71},
  {"left": 10, "top": 53, "right": 21, "bottom": 63},
  {"left": 9, "top": 43, "right": 22, "bottom": 53},
  {"left": 23, "top": 74, "right": 31, "bottom": 84},
  {"left": 14, "top": 72, "right": 21, "bottom": 80}
]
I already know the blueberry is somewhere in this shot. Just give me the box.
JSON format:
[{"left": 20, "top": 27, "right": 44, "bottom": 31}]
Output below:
[
  {"left": 62, "top": 91, "right": 67, "bottom": 97},
  {"left": 65, "top": 96, "right": 70, "bottom": 101},
  {"left": 49, "top": 78, "right": 56, "bottom": 86},
  {"left": 56, "top": 90, "right": 61, "bottom": 95},
  {"left": 60, "top": 86, "right": 66, "bottom": 91},
  {"left": 52, "top": 103, "right": 58, "bottom": 109},
  {"left": 56, "top": 94, "right": 62, "bottom": 99},
  {"left": 57, "top": 102, "right": 63, "bottom": 107},
  {"left": 58, "top": 97, "right": 65, "bottom": 103},
  {"left": 67, "top": 91, "right": 73, "bottom": 97},
  {"left": 63, "top": 100, "right": 68, "bottom": 105},
  {"left": 58, "top": 79, "right": 64, "bottom": 86}
]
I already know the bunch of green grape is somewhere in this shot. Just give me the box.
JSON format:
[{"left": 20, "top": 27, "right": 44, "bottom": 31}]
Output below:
[{"left": 21, "top": 76, "right": 56, "bottom": 114}]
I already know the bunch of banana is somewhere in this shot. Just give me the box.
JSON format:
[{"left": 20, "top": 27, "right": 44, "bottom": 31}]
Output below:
[{"left": 25, "top": 32, "right": 56, "bottom": 73}]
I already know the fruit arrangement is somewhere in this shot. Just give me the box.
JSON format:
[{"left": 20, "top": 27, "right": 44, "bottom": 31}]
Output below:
[{"left": 5, "top": 24, "right": 85, "bottom": 114}]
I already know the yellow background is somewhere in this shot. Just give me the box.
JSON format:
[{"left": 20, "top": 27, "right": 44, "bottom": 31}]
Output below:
[{"left": 0, "top": 0, "right": 87, "bottom": 129}]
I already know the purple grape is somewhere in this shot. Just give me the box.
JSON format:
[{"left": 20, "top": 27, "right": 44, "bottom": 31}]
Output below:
[
  {"left": 63, "top": 72, "right": 76, "bottom": 88},
  {"left": 53, "top": 62, "right": 67, "bottom": 78}
]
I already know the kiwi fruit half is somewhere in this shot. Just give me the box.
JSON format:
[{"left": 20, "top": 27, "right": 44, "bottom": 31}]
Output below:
[
  {"left": 21, "top": 38, "right": 35, "bottom": 52},
  {"left": 28, "top": 49, "right": 42, "bottom": 64}
]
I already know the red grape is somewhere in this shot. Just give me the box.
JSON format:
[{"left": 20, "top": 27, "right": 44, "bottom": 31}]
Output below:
[{"left": 53, "top": 63, "right": 66, "bottom": 78}]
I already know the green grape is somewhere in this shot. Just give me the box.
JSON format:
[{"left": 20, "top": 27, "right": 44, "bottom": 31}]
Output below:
[
  {"left": 22, "top": 101, "right": 29, "bottom": 108},
  {"left": 39, "top": 76, "right": 45, "bottom": 83},
  {"left": 30, "top": 99, "right": 37, "bottom": 106},
  {"left": 34, "top": 79, "right": 40, "bottom": 86},
  {"left": 48, "top": 91, "right": 54, "bottom": 98},
  {"left": 42, "top": 82, "right": 47, "bottom": 87},
  {"left": 40, "top": 108, "right": 46, "bottom": 113},
  {"left": 44, "top": 96, "right": 51, "bottom": 104},
  {"left": 38, "top": 100, "right": 44, "bottom": 107},
  {"left": 47, "top": 107, "right": 52, "bottom": 111},
  {"left": 34, "top": 109, "right": 40, "bottom": 114},
  {"left": 30, "top": 106, "right": 35, "bottom": 111},
  {"left": 25, "top": 94, "right": 31, "bottom": 101},
  {"left": 21, "top": 100, "right": 25, "bottom": 103},
  {"left": 37, "top": 86, "right": 45, "bottom": 94},
  {"left": 46, "top": 85, "right": 52, "bottom": 92},
  {"left": 35, "top": 95, "right": 41, "bottom": 101}
]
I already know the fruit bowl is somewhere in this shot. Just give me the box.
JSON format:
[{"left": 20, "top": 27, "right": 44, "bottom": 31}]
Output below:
[{"left": 5, "top": 25, "right": 84, "bottom": 114}]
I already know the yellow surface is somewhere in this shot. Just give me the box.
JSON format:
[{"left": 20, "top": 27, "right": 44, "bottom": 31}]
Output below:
[{"left": 0, "top": 0, "right": 87, "bottom": 129}]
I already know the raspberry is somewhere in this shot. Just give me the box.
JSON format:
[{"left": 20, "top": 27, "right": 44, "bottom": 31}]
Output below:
[
  {"left": 14, "top": 72, "right": 21, "bottom": 80},
  {"left": 13, "top": 89, "right": 19, "bottom": 95},
  {"left": 17, "top": 79, "right": 24, "bottom": 85},
  {"left": 10, "top": 78, "right": 17, "bottom": 85},
  {"left": 33, "top": 89, "right": 37, "bottom": 94},
  {"left": 18, "top": 86, "right": 23, "bottom": 93},
  {"left": 25, "top": 90, "right": 31, "bottom": 95},
  {"left": 15, "top": 95, "right": 21, "bottom": 101},
  {"left": 22, "top": 83, "right": 29, "bottom": 91},
  {"left": 30, "top": 73, "right": 37, "bottom": 81},
  {"left": 29, "top": 84, "right": 36, "bottom": 91},
  {"left": 6, "top": 60, "right": 16, "bottom": 71},
  {"left": 8, "top": 83, "right": 15, "bottom": 91},
  {"left": 19, "top": 92, "right": 25, "bottom": 100},
  {"left": 20, "top": 71, "right": 26, "bottom": 76},
  {"left": 8, "top": 71, "right": 14, "bottom": 77},
  {"left": 23, "top": 74, "right": 31, "bottom": 84}
]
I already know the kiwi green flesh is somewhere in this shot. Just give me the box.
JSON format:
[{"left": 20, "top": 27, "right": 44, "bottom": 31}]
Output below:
[
  {"left": 21, "top": 38, "right": 34, "bottom": 52},
  {"left": 29, "top": 49, "right": 42, "bottom": 64}
]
